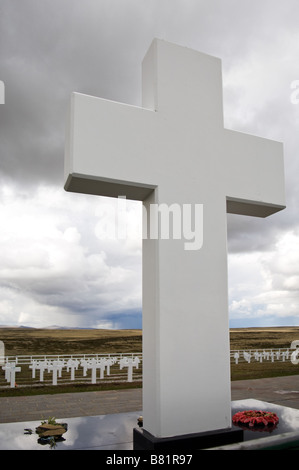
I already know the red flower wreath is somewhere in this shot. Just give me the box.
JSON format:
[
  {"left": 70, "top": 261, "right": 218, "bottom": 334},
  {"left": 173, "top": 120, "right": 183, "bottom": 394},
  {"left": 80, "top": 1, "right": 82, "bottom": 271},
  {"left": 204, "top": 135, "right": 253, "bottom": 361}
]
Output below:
[{"left": 232, "top": 410, "right": 279, "bottom": 428}]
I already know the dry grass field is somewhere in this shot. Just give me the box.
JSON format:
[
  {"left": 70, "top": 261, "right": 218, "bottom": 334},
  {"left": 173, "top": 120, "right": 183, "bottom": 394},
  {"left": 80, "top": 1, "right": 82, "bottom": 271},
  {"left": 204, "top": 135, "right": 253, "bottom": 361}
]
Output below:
[
  {"left": 0, "top": 327, "right": 142, "bottom": 356},
  {"left": 1, "top": 325, "right": 298, "bottom": 356},
  {"left": 230, "top": 326, "right": 299, "bottom": 350}
]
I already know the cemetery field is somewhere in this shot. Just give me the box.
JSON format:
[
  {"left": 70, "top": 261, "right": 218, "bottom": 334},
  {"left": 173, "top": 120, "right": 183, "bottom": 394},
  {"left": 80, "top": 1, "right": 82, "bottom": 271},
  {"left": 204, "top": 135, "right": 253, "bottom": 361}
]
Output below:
[
  {"left": 0, "top": 327, "right": 142, "bottom": 397},
  {"left": 0, "top": 326, "right": 299, "bottom": 396},
  {"left": 230, "top": 326, "right": 299, "bottom": 381}
]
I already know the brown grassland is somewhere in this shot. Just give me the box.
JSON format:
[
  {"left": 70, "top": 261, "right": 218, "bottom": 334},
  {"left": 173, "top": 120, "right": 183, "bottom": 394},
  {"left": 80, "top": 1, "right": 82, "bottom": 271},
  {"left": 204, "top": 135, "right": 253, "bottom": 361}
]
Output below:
[
  {"left": 0, "top": 327, "right": 142, "bottom": 356},
  {"left": 1, "top": 325, "right": 298, "bottom": 356},
  {"left": 0, "top": 326, "right": 298, "bottom": 396}
]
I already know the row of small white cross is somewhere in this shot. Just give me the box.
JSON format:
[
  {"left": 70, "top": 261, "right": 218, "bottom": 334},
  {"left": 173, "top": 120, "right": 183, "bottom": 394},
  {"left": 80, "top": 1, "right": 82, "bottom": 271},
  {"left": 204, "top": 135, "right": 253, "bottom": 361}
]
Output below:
[
  {"left": 233, "top": 350, "right": 293, "bottom": 364},
  {"left": 1, "top": 356, "right": 141, "bottom": 387}
]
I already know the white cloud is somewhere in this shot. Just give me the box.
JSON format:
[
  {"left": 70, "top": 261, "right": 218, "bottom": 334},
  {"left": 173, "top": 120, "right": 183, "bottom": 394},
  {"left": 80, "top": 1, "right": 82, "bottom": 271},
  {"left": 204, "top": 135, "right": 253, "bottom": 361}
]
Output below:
[
  {"left": 0, "top": 185, "right": 142, "bottom": 327},
  {"left": 228, "top": 230, "right": 299, "bottom": 325}
]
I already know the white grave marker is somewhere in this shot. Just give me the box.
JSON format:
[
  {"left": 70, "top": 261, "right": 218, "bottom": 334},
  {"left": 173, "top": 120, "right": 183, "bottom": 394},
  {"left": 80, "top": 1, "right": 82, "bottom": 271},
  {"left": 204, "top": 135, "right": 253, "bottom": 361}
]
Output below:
[
  {"left": 233, "top": 352, "right": 239, "bottom": 364},
  {"left": 48, "top": 360, "right": 64, "bottom": 386},
  {"left": 37, "top": 361, "right": 48, "bottom": 381},
  {"left": 97, "top": 359, "right": 107, "bottom": 380},
  {"left": 119, "top": 357, "right": 140, "bottom": 382},
  {"left": 29, "top": 360, "right": 38, "bottom": 378},
  {"left": 2, "top": 363, "right": 21, "bottom": 388},
  {"left": 80, "top": 358, "right": 89, "bottom": 376},
  {"left": 83, "top": 358, "right": 106, "bottom": 383},
  {"left": 105, "top": 357, "right": 116, "bottom": 375},
  {"left": 66, "top": 359, "right": 79, "bottom": 380},
  {"left": 64, "top": 39, "right": 285, "bottom": 439}
]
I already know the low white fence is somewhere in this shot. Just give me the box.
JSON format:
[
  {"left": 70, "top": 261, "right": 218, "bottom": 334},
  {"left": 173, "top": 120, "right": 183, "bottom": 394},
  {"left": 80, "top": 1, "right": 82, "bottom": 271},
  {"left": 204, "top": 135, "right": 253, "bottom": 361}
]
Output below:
[{"left": 0, "top": 352, "right": 142, "bottom": 388}]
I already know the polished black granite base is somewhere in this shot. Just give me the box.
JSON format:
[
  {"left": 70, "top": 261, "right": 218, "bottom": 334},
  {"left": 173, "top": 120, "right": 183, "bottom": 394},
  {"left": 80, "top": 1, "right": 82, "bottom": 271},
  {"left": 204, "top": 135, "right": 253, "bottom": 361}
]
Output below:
[
  {"left": 133, "top": 426, "right": 243, "bottom": 450},
  {"left": 0, "top": 399, "right": 299, "bottom": 450},
  {"left": 0, "top": 411, "right": 142, "bottom": 450},
  {"left": 134, "top": 398, "right": 299, "bottom": 450}
]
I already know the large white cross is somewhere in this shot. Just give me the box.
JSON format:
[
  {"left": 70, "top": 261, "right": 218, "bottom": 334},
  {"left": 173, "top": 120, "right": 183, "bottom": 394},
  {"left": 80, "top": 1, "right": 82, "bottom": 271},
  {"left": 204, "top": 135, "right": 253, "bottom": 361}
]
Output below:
[{"left": 64, "top": 39, "right": 285, "bottom": 439}]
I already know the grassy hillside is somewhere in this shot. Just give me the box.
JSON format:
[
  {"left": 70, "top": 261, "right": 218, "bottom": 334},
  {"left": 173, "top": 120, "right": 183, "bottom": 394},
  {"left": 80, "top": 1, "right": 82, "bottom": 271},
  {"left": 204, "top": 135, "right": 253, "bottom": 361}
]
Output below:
[
  {"left": 1, "top": 326, "right": 298, "bottom": 356},
  {"left": 230, "top": 326, "right": 299, "bottom": 351},
  {"left": 0, "top": 327, "right": 142, "bottom": 356}
]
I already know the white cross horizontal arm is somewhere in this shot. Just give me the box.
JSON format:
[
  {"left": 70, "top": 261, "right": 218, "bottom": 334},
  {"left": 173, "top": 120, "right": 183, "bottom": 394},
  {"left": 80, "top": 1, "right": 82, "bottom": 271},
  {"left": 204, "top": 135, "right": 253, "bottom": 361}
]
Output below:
[
  {"left": 64, "top": 93, "right": 157, "bottom": 201},
  {"left": 223, "top": 129, "right": 285, "bottom": 217}
]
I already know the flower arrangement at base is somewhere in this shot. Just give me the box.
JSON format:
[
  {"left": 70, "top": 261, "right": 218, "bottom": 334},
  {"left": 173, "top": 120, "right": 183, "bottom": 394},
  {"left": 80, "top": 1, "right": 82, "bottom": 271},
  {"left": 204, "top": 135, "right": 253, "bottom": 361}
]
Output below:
[{"left": 232, "top": 410, "right": 279, "bottom": 428}]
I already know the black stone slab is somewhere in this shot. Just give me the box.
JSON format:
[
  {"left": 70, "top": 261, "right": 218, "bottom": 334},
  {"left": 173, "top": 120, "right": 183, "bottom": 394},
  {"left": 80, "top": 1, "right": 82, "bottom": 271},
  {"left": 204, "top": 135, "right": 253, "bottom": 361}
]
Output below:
[
  {"left": 134, "top": 399, "right": 299, "bottom": 450},
  {"left": 0, "top": 411, "right": 142, "bottom": 450},
  {"left": 1, "top": 399, "right": 299, "bottom": 450},
  {"left": 133, "top": 426, "right": 243, "bottom": 450}
]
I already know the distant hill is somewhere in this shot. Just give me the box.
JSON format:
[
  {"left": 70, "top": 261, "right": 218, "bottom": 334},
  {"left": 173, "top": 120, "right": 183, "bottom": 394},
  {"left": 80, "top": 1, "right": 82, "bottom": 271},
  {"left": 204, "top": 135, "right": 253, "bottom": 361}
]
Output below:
[
  {"left": 0, "top": 325, "right": 96, "bottom": 330},
  {"left": 0, "top": 325, "right": 35, "bottom": 329}
]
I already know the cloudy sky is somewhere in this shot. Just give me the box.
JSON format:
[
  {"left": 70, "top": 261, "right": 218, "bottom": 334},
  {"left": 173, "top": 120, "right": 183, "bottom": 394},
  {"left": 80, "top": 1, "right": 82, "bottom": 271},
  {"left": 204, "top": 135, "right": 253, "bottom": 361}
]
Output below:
[{"left": 0, "top": 0, "right": 298, "bottom": 329}]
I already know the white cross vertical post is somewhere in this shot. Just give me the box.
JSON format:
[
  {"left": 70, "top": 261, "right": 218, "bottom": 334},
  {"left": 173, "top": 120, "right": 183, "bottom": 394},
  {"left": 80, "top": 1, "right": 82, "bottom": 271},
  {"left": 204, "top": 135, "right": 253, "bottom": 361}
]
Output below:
[
  {"left": 91, "top": 363, "right": 97, "bottom": 384},
  {"left": 105, "top": 357, "right": 115, "bottom": 375},
  {"left": 80, "top": 359, "right": 89, "bottom": 376},
  {"left": 67, "top": 359, "right": 79, "bottom": 380},
  {"left": 2, "top": 363, "right": 21, "bottom": 388},
  {"left": 97, "top": 359, "right": 107, "bottom": 380},
  {"left": 87, "top": 358, "right": 98, "bottom": 384},
  {"left": 10, "top": 365, "right": 21, "bottom": 388},
  {"left": 124, "top": 359, "right": 134, "bottom": 383},
  {"left": 48, "top": 361, "right": 60, "bottom": 386},
  {"left": 29, "top": 360, "right": 37, "bottom": 378},
  {"left": 38, "top": 361, "right": 47, "bottom": 382},
  {"left": 64, "top": 39, "right": 285, "bottom": 439},
  {"left": 119, "top": 357, "right": 139, "bottom": 382}
]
